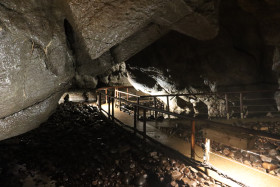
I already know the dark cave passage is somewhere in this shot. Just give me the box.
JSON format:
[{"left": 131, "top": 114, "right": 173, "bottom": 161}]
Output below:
[{"left": 1, "top": 0, "right": 280, "bottom": 186}]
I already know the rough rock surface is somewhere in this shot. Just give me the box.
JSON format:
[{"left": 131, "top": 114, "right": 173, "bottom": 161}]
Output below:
[
  {"left": 0, "top": 92, "right": 63, "bottom": 141},
  {"left": 0, "top": 102, "right": 225, "bottom": 186},
  {"left": 75, "top": 61, "right": 130, "bottom": 88},
  {"left": 2, "top": 0, "right": 280, "bottom": 139},
  {"left": 126, "top": 0, "right": 278, "bottom": 116},
  {"left": 0, "top": 0, "right": 74, "bottom": 139},
  {"left": 70, "top": 0, "right": 220, "bottom": 88},
  {"left": 68, "top": 0, "right": 219, "bottom": 60},
  {"left": 238, "top": 0, "right": 280, "bottom": 45}
]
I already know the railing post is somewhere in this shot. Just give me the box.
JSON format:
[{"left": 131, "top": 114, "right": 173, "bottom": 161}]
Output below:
[
  {"left": 105, "top": 89, "right": 108, "bottom": 104},
  {"left": 98, "top": 92, "right": 102, "bottom": 110},
  {"left": 240, "top": 93, "right": 243, "bottom": 119},
  {"left": 166, "top": 96, "right": 170, "bottom": 119},
  {"left": 204, "top": 138, "right": 210, "bottom": 162},
  {"left": 126, "top": 88, "right": 129, "bottom": 101},
  {"left": 119, "top": 92, "right": 122, "bottom": 111},
  {"left": 204, "top": 138, "right": 210, "bottom": 175},
  {"left": 108, "top": 96, "right": 111, "bottom": 118},
  {"left": 113, "top": 90, "right": 116, "bottom": 108},
  {"left": 143, "top": 108, "right": 147, "bottom": 140},
  {"left": 134, "top": 106, "right": 137, "bottom": 134},
  {"left": 191, "top": 120, "right": 195, "bottom": 159},
  {"left": 154, "top": 97, "right": 158, "bottom": 119},
  {"left": 95, "top": 93, "right": 98, "bottom": 104},
  {"left": 137, "top": 97, "right": 140, "bottom": 120},
  {"left": 225, "top": 94, "right": 229, "bottom": 119},
  {"left": 112, "top": 98, "right": 114, "bottom": 123}
]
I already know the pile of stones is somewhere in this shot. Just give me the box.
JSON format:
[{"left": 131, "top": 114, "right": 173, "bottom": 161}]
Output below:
[
  {"left": 156, "top": 123, "right": 280, "bottom": 178},
  {"left": 211, "top": 138, "right": 280, "bottom": 177},
  {"left": 0, "top": 102, "right": 225, "bottom": 187},
  {"left": 232, "top": 120, "right": 280, "bottom": 135}
]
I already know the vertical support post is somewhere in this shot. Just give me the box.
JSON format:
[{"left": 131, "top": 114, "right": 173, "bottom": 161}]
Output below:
[
  {"left": 98, "top": 92, "right": 102, "bottom": 110},
  {"left": 126, "top": 88, "right": 129, "bottom": 101},
  {"left": 204, "top": 138, "right": 210, "bottom": 162},
  {"left": 143, "top": 108, "right": 147, "bottom": 140},
  {"left": 108, "top": 96, "right": 111, "bottom": 118},
  {"left": 134, "top": 106, "right": 137, "bottom": 134},
  {"left": 95, "top": 93, "right": 98, "bottom": 104},
  {"left": 137, "top": 97, "right": 140, "bottom": 120},
  {"left": 112, "top": 98, "right": 114, "bottom": 123},
  {"left": 105, "top": 89, "right": 108, "bottom": 104},
  {"left": 225, "top": 94, "right": 229, "bottom": 119},
  {"left": 191, "top": 120, "right": 195, "bottom": 159},
  {"left": 240, "top": 93, "right": 243, "bottom": 119},
  {"left": 119, "top": 92, "right": 122, "bottom": 111},
  {"left": 116, "top": 89, "right": 118, "bottom": 102},
  {"left": 166, "top": 96, "right": 170, "bottom": 119},
  {"left": 154, "top": 97, "right": 158, "bottom": 119},
  {"left": 161, "top": 98, "right": 164, "bottom": 116},
  {"left": 204, "top": 138, "right": 210, "bottom": 175},
  {"left": 113, "top": 88, "right": 116, "bottom": 108}
]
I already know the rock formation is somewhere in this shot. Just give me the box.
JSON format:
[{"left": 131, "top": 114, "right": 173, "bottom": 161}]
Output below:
[
  {"left": 126, "top": 0, "right": 280, "bottom": 116},
  {"left": 1, "top": 0, "right": 280, "bottom": 139},
  {"left": 0, "top": 0, "right": 75, "bottom": 140}
]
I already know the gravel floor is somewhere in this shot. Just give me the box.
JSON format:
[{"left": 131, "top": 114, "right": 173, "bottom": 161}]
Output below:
[{"left": 0, "top": 102, "right": 225, "bottom": 187}]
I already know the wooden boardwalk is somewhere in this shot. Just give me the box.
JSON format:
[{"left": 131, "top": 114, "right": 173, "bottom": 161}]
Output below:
[{"left": 101, "top": 104, "right": 280, "bottom": 187}]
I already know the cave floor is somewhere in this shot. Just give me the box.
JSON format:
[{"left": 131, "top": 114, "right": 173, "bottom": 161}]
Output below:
[
  {"left": 101, "top": 104, "right": 280, "bottom": 187},
  {"left": 0, "top": 102, "right": 224, "bottom": 187}
]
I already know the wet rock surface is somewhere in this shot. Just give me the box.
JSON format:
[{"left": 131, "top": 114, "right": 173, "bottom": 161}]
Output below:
[{"left": 0, "top": 102, "right": 224, "bottom": 187}]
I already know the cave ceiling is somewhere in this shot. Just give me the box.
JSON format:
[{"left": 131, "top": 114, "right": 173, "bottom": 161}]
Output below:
[{"left": 0, "top": 0, "right": 280, "bottom": 140}]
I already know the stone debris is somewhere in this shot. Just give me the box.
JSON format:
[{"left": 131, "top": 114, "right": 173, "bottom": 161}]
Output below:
[
  {"left": 211, "top": 139, "right": 280, "bottom": 177},
  {"left": 233, "top": 121, "right": 280, "bottom": 136},
  {"left": 260, "top": 155, "right": 272, "bottom": 162},
  {"left": 156, "top": 117, "right": 280, "bottom": 178},
  {"left": 0, "top": 102, "right": 226, "bottom": 187}
]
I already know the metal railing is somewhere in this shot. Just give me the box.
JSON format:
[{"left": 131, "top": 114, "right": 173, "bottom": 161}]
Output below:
[
  {"left": 140, "top": 89, "right": 280, "bottom": 119},
  {"left": 96, "top": 88, "right": 280, "bottom": 186},
  {"left": 98, "top": 86, "right": 280, "bottom": 120}
]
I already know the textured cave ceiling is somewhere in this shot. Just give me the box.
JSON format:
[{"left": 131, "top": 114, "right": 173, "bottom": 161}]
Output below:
[{"left": 0, "top": 0, "right": 280, "bottom": 140}]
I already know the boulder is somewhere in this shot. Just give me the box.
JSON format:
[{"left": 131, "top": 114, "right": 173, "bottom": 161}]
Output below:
[
  {"left": 260, "top": 155, "right": 272, "bottom": 163},
  {"left": 0, "top": 0, "right": 74, "bottom": 140},
  {"left": 171, "top": 170, "right": 183, "bottom": 180},
  {"left": 262, "top": 162, "right": 278, "bottom": 170},
  {"left": 268, "top": 149, "right": 279, "bottom": 157}
]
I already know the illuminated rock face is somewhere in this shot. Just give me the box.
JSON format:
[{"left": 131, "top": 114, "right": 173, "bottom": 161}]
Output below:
[
  {"left": 0, "top": 0, "right": 220, "bottom": 139},
  {"left": 0, "top": 0, "right": 75, "bottom": 140},
  {"left": 71, "top": 0, "right": 220, "bottom": 87},
  {"left": 126, "top": 0, "right": 280, "bottom": 116},
  {"left": 1, "top": 0, "right": 280, "bottom": 139}
]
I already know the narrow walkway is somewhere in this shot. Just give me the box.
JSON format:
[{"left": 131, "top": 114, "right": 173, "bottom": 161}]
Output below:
[{"left": 102, "top": 104, "right": 280, "bottom": 187}]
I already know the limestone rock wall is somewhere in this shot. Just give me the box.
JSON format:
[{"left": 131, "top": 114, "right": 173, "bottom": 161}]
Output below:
[
  {"left": 2, "top": 0, "right": 280, "bottom": 139},
  {"left": 0, "top": 0, "right": 75, "bottom": 140},
  {"left": 126, "top": 0, "right": 279, "bottom": 117},
  {"left": 70, "top": 0, "right": 220, "bottom": 88}
]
